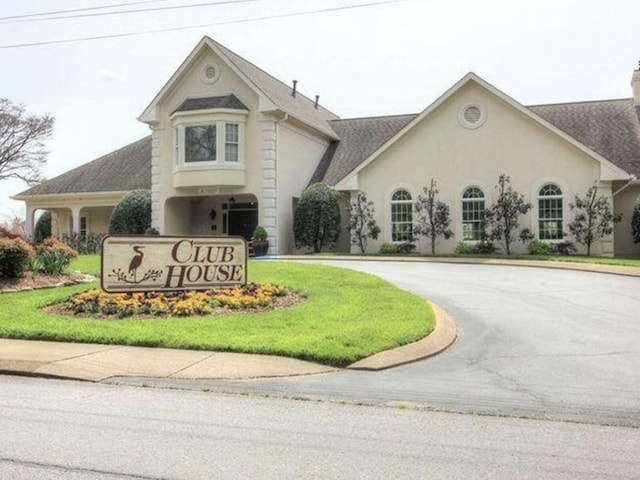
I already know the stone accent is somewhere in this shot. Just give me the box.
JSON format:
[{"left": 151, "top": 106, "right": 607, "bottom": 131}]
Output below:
[{"left": 260, "top": 117, "right": 278, "bottom": 253}]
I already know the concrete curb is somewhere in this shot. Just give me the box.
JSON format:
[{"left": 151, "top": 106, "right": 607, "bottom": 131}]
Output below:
[
  {"left": 347, "top": 301, "right": 456, "bottom": 371},
  {"left": 274, "top": 255, "right": 640, "bottom": 278}
]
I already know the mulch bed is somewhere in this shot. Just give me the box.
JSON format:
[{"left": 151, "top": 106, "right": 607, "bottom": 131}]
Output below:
[{"left": 0, "top": 272, "right": 96, "bottom": 293}]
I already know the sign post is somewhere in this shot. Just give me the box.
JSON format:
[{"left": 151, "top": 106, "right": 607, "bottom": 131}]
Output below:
[{"left": 101, "top": 236, "right": 247, "bottom": 293}]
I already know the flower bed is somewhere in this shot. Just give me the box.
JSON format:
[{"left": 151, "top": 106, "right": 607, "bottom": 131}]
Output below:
[{"left": 61, "top": 283, "right": 296, "bottom": 318}]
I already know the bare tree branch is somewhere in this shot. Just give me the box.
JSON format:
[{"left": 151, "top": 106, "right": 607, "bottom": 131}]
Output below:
[{"left": 0, "top": 98, "right": 54, "bottom": 185}]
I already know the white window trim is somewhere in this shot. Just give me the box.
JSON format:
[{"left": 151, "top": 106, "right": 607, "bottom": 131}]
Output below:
[
  {"left": 171, "top": 110, "right": 247, "bottom": 171},
  {"left": 537, "top": 183, "right": 564, "bottom": 242},
  {"left": 461, "top": 186, "right": 486, "bottom": 243},
  {"left": 390, "top": 188, "right": 414, "bottom": 243}
]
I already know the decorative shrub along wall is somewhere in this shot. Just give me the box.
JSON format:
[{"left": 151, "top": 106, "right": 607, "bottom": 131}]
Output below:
[{"left": 63, "top": 282, "right": 294, "bottom": 317}]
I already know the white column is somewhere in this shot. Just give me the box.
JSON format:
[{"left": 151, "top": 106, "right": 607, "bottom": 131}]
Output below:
[
  {"left": 150, "top": 127, "right": 163, "bottom": 232},
  {"left": 71, "top": 206, "right": 82, "bottom": 234},
  {"left": 24, "top": 205, "right": 36, "bottom": 239}
]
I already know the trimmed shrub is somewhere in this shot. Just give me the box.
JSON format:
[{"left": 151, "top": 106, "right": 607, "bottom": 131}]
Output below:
[
  {"left": 552, "top": 241, "right": 577, "bottom": 255},
  {"left": 252, "top": 226, "right": 268, "bottom": 241},
  {"left": 454, "top": 242, "right": 475, "bottom": 254},
  {"left": 145, "top": 227, "right": 159, "bottom": 235},
  {"left": 294, "top": 183, "right": 341, "bottom": 253},
  {"left": 379, "top": 242, "right": 399, "bottom": 254},
  {"left": 108, "top": 189, "right": 152, "bottom": 235},
  {"left": 35, "top": 237, "right": 78, "bottom": 275},
  {"left": 473, "top": 241, "right": 498, "bottom": 254},
  {"left": 528, "top": 239, "right": 553, "bottom": 255},
  {"left": 0, "top": 237, "right": 34, "bottom": 278},
  {"left": 33, "top": 211, "right": 52, "bottom": 244}
]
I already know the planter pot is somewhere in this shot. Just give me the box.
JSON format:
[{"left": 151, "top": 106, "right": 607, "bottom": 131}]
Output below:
[{"left": 252, "top": 240, "right": 269, "bottom": 257}]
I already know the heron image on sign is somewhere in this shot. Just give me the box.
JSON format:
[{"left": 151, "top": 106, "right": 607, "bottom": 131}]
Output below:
[{"left": 101, "top": 236, "right": 247, "bottom": 293}]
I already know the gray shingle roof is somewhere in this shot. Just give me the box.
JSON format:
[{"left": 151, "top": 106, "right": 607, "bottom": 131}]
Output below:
[
  {"left": 173, "top": 94, "right": 248, "bottom": 114},
  {"left": 529, "top": 98, "right": 640, "bottom": 177},
  {"left": 312, "top": 114, "right": 417, "bottom": 186},
  {"left": 314, "top": 99, "right": 640, "bottom": 186},
  {"left": 210, "top": 37, "right": 340, "bottom": 138},
  {"left": 15, "top": 136, "right": 151, "bottom": 197}
]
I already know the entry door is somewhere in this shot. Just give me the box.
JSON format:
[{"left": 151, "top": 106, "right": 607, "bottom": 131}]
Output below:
[{"left": 228, "top": 209, "right": 258, "bottom": 240}]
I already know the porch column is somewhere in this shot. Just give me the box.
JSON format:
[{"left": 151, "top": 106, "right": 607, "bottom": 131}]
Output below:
[
  {"left": 24, "top": 205, "right": 36, "bottom": 239},
  {"left": 71, "top": 206, "right": 82, "bottom": 234}
]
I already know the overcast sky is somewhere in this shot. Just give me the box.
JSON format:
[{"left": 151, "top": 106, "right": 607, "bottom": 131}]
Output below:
[{"left": 1, "top": 0, "right": 639, "bottom": 223}]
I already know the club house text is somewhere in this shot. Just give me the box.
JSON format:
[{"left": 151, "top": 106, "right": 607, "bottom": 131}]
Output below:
[
  {"left": 165, "top": 239, "right": 243, "bottom": 288},
  {"left": 101, "top": 235, "right": 247, "bottom": 292}
]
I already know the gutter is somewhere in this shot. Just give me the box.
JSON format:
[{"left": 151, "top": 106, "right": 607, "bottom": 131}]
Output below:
[{"left": 613, "top": 175, "right": 639, "bottom": 197}]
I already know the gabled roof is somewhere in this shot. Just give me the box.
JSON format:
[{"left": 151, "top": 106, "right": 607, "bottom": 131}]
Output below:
[
  {"left": 328, "top": 73, "right": 633, "bottom": 188},
  {"left": 173, "top": 94, "right": 249, "bottom": 114},
  {"left": 529, "top": 98, "right": 640, "bottom": 177},
  {"left": 311, "top": 114, "right": 417, "bottom": 186},
  {"left": 140, "top": 36, "right": 339, "bottom": 138},
  {"left": 13, "top": 136, "right": 151, "bottom": 198}
]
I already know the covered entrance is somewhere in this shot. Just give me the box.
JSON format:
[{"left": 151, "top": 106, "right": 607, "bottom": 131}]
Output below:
[{"left": 227, "top": 203, "right": 258, "bottom": 240}]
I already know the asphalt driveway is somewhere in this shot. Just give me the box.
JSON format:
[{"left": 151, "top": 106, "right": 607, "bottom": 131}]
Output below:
[{"left": 112, "top": 261, "right": 640, "bottom": 426}]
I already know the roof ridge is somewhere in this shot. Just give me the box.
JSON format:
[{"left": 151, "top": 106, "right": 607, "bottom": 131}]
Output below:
[
  {"left": 528, "top": 97, "right": 633, "bottom": 108},
  {"left": 207, "top": 37, "right": 339, "bottom": 118},
  {"left": 331, "top": 113, "right": 419, "bottom": 122}
]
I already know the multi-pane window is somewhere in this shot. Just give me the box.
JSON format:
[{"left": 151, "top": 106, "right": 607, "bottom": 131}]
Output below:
[
  {"left": 185, "top": 125, "right": 216, "bottom": 162},
  {"left": 80, "top": 217, "right": 87, "bottom": 240},
  {"left": 225, "top": 123, "right": 239, "bottom": 163},
  {"left": 462, "top": 187, "right": 485, "bottom": 241},
  {"left": 391, "top": 189, "right": 413, "bottom": 242},
  {"left": 538, "top": 184, "right": 563, "bottom": 240}
]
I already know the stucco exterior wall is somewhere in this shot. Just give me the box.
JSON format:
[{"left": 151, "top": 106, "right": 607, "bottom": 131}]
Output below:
[
  {"left": 277, "top": 122, "right": 330, "bottom": 253},
  {"left": 150, "top": 48, "right": 263, "bottom": 236},
  {"left": 357, "top": 81, "right": 610, "bottom": 255},
  {"left": 614, "top": 184, "right": 640, "bottom": 257}
]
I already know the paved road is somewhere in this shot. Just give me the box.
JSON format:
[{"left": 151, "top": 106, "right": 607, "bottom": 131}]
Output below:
[
  {"left": 1, "top": 375, "right": 639, "bottom": 480},
  {"left": 112, "top": 261, "right": 640, "bottom": 426}
]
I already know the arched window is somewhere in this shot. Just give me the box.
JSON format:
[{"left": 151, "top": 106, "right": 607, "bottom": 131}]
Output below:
[
  {"left": 538, "top": 184, "right": 563, "bottom": 240},
  {"left": 462, "top": 187, "right": 485, "bottom": 241},
  {"left": 391, "top": 189, "right": 413, "bottom": 242}
]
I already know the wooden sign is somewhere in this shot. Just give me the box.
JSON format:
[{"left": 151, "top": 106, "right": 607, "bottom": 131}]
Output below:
[{"left": 101, "top": 236, "right": 247, "bottom": 293}]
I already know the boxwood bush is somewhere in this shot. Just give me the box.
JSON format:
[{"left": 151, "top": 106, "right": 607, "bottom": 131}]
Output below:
[
  {"left": 0, "top": 237, "right": 34, "bottom": 278},
  {"left": 108, "top": 189, "right": 152, "bottom": 235}
]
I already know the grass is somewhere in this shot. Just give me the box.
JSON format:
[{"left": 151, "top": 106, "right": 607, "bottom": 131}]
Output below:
[{"left": 0, "top": 258, "right": 435, "bottom": 367}]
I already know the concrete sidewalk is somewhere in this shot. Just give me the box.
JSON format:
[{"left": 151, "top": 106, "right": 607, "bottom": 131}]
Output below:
[{"left": 0, "top": 301, "right": 456, "bottom": 382}]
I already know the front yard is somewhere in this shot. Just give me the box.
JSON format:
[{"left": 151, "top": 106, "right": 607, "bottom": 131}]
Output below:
[{"left": 0, "top": 257, "right": 435, "bottom": 367}]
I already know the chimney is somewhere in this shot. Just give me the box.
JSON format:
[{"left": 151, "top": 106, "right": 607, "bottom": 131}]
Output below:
[
  {"left": 632, "top": 61, "right": 640, "bottom": 106},
  {"left": 292, "top": 80, "right": 298, "bottom": 98},
  {"left": 314, "top": 95, "right": 320, "bottom": 109}
]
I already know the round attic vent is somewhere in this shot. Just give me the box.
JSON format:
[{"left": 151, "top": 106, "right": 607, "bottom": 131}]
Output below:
[
  {"left": 200, "top": 63, "right": 220, "bottom": 84},
  {"left": 458, "top": 103, "right": 486, "bottom": 129}
]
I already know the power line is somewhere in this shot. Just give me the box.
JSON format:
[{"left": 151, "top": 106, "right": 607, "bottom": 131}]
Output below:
[
  {"left": 0, "top": 0, "right": 170, "bottom": 21},
  {"left": 0, "top": 0, "right": 411, "bottom": 50},
  {"left": 2, "top": 0, "right": 258, "bottom": 25}
]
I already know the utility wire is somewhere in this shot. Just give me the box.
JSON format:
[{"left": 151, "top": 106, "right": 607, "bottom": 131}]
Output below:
[
  {"left": 0, "top": 0, "right": 410, "bottom": 50},
  {"left": 1, "top": 0, "right": 258, "bottom": 25},
  {"left": 0, "top": 0, "right": 170, "bottom": 21}
]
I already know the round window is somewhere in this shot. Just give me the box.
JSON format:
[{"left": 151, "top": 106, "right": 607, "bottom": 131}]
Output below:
[
  {"left": 200, "top": 63, "right": 220, "bottom": 84},
  {"left": 458, "top": 103, "right": 486, "bottom": 129}
]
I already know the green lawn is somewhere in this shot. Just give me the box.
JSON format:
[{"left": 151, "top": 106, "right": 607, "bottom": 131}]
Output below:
[{"left": 0, "top": 258, "right": 434, "bottom": 367}]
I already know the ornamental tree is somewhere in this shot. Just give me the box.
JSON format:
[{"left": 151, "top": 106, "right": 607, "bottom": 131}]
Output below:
[
  {"left": 413, "top": 178, "right": 453, "bottom": 255},
  {"left": 294, "top": 183, "right": 341, "bottom": 253},
  {"left": 568, "top": 185, "right": 622, "bottom": 256},
  {"left": 0, "top": 98, "right": 54, "bottom": 185},
  {"left": 632, "top": 195, "right": 640, "bottom": 244},
  {"left": 34, "top": 211, "right": 52, "bottom": 244},
  {"left": 348, "top": 191, "right": 380, "bottom": 253},
  {"left": 485, "top": 174, "right": 532, "bottom": 254},
  {"left": 108, "top": 189, "right": 152, "bottom": 235}
]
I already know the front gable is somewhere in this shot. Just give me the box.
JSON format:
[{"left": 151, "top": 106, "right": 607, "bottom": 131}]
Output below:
[{"left": 335, "top": 74, "right": 631, "bottom": 190}]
